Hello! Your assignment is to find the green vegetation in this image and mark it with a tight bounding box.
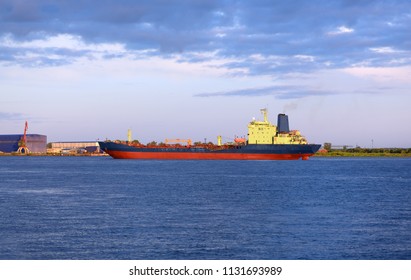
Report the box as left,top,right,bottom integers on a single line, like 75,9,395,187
316,147,411,157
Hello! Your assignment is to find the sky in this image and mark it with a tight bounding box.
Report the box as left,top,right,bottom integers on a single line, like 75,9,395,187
1,0,411,147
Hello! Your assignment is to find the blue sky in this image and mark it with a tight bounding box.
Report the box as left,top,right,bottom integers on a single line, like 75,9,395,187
1,0,410,147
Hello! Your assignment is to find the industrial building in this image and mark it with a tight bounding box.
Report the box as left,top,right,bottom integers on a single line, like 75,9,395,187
0,134,47,153
48,141,100,154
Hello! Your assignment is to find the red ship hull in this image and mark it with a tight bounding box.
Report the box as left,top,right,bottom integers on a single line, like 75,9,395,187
105,150,313,160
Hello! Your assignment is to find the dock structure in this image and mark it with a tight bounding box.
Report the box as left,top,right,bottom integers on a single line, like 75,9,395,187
48,141,100,154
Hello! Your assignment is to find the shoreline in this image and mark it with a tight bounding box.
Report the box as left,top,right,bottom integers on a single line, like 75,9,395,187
313,153,411,158
314,148,411,157
0,153,109,157
1,152,410,158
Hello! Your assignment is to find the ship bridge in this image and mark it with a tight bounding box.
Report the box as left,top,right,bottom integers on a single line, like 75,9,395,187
247,109,307,145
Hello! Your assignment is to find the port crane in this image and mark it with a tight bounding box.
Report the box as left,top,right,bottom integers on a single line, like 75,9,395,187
17,121,30,154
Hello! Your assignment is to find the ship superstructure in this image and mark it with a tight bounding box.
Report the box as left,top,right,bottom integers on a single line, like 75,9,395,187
248,109,307,145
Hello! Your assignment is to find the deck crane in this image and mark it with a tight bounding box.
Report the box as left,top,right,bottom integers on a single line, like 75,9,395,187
17,121,30,154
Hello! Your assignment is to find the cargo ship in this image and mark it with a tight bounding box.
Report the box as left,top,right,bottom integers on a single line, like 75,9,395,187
98,109,321,160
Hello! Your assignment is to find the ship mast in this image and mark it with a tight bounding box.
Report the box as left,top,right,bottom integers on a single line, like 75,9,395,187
261,108,268,123
127,129,132,143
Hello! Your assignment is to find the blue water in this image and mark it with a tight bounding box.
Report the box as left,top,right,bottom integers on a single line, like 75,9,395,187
0,156,410,260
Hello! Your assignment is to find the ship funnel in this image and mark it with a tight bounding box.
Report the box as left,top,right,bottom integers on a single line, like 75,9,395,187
277,114,290,133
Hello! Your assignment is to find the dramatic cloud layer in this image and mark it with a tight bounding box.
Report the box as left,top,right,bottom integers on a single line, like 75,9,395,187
1,0,411,72
195,85,334,99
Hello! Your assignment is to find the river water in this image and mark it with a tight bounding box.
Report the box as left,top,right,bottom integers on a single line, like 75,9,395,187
0,156,410,259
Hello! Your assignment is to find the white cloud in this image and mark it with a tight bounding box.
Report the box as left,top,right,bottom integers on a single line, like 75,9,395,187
294,55,315,62
0,33,129,65
327,25,354,35
342,66,411,84
1,33,125,53
369,46,401,54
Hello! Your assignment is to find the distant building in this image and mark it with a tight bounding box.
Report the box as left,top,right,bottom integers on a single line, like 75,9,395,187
48,141,100,154
0,134,47,153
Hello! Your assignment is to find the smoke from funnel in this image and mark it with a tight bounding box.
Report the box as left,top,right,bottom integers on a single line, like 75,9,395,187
283,102,298,113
